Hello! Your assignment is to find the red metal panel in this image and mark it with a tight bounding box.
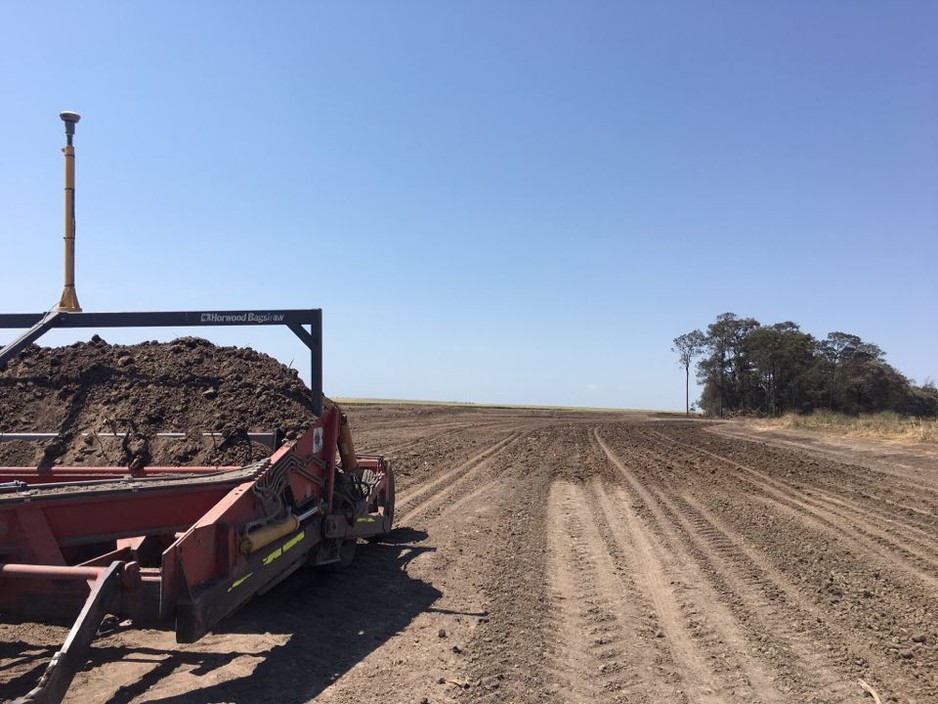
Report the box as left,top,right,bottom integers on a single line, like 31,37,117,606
172,483,255,586
320,408,340,511
0,484,232,555
12,504,66,564
1,405,360,649
162,416,343,641
0,465,239,484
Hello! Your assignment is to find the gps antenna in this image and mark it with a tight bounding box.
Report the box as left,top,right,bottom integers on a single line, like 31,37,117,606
57,111,82,312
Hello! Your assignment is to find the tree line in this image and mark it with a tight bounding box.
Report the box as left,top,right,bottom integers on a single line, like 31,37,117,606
673,313,938,417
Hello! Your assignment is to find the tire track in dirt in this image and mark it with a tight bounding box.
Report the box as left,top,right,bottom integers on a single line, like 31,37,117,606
358,419,515,457
709,424,938,494
590,430,784,703
671,495,915,702
589,481,793,703
621,466,862,699
644,427,938,554
309,426,558,704
649,429,938,590
452,425,565,704
693,427,938,529
544,480,659,702
394,431,523,526
621,424,938,702
687,427,938,528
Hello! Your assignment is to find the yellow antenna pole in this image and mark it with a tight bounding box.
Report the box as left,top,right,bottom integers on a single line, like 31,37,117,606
57,111,82,312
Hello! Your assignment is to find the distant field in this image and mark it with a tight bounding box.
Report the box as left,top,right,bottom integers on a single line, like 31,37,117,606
334,397,661,413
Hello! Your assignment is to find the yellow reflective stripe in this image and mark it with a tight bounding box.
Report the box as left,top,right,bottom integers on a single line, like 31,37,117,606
283,530,305,552
228,572,253,592
262,530,306,567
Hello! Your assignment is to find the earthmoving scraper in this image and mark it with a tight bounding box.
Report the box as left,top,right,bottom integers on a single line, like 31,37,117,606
0,111,396,704
0,397,395,703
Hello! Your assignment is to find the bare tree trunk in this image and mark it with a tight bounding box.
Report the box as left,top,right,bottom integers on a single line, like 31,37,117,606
685,364,690,415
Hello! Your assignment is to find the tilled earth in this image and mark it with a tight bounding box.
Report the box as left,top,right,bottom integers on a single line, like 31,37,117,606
2,405,938,703
0,337,319,468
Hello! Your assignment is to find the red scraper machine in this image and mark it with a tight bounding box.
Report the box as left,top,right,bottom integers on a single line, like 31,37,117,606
0,113,395,703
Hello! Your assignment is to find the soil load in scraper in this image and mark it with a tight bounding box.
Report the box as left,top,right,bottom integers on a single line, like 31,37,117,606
0,112,396,704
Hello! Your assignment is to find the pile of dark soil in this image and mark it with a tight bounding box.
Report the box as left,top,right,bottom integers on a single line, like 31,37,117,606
0,336,321,468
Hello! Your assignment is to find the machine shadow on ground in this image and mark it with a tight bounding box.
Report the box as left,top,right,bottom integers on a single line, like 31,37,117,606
0,532,439,704
0,642,61,700
120,532,438,704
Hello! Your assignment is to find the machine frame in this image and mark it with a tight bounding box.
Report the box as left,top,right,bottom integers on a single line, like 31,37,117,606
0,309,393,703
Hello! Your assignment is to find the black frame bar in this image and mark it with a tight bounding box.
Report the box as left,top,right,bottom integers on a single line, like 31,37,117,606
0,309,323,415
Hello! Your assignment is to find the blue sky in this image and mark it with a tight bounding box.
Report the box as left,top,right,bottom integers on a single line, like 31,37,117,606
1,2,935,410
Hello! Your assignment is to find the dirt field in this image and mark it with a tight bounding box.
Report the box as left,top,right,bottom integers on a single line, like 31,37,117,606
2,405,938,703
